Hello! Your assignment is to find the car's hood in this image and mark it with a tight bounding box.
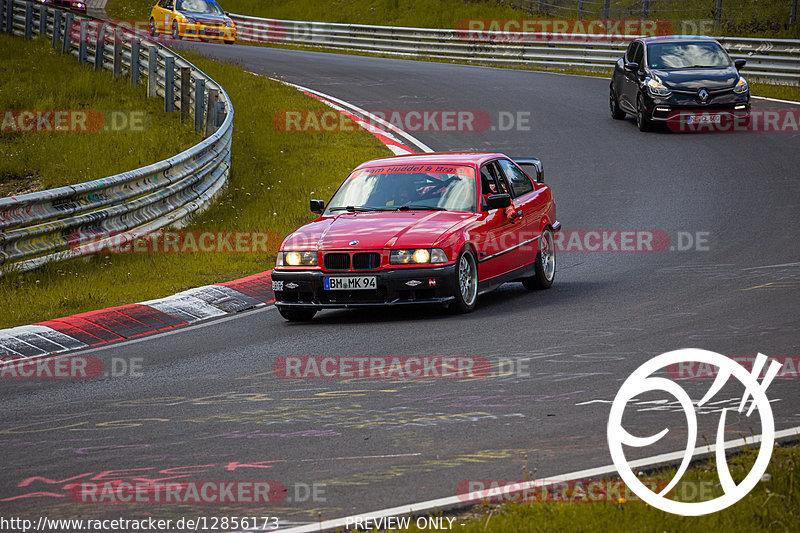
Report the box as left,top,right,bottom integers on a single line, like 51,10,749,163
282,211,472,250
650,66,739,91
182,12,230,24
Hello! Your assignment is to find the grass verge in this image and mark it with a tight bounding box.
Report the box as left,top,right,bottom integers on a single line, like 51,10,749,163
0,43,389,328
0,33,198,196
386,441,800,532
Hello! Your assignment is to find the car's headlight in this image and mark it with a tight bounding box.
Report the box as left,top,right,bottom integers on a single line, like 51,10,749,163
733,76,749,94
390,248,448,265
645,78,671,97
225,20,235,28
277,251,317,267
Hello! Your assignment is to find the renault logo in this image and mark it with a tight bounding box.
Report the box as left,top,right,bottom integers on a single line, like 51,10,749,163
698,89,709,102
349,240,359,246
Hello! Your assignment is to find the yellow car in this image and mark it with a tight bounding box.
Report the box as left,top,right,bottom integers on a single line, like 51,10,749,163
149,0,236,44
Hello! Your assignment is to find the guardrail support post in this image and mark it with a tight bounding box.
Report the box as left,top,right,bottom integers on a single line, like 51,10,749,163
78,20,87,62
24,2,32,40
94,23,105,71
194,78,205,134
147,46,158,97
641,0,649,18
38,4,46,37
792,0,797,25
52,9,61,49
603,0,610,20
205,87,218,136
577,0,584,19
4,0,12,34
62,12,73,54
215,101,225,130
130,40,140,87
164,56,175,112
113,34,122,78
715,0,723,27
180,66,191,123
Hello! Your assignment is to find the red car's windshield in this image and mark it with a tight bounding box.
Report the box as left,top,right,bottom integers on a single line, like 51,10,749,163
326,164,477,213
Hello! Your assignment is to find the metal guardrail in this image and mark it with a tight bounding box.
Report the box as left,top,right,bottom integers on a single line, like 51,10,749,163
0,0,234,273
230,14,800,85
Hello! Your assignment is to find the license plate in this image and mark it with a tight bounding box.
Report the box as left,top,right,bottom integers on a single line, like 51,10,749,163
324,276,377,290
687,114,721,125
204,28,219,35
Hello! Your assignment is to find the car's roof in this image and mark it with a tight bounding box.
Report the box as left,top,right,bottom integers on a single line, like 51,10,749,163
355,152,506,169
639,35,720,44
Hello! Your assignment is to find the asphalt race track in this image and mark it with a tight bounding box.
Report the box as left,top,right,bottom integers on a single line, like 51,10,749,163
2,44,799,529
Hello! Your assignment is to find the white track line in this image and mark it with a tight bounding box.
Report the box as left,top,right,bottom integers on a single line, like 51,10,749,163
278,425,800,533
277,80,434,154
752,95,800,106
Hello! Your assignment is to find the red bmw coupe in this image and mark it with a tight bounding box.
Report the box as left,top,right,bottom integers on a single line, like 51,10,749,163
272,152,560,321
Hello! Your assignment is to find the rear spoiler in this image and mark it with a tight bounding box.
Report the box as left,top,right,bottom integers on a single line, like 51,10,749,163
511,157,544,183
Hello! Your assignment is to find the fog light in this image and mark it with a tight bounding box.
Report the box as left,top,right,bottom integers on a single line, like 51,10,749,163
735,104,746,110
655,106,670,112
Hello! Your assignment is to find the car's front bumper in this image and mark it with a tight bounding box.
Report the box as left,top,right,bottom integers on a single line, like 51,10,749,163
272,265,457,309
644,91,750,122
179,22,236,41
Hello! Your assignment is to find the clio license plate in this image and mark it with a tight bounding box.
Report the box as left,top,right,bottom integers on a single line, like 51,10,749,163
324,276,377,290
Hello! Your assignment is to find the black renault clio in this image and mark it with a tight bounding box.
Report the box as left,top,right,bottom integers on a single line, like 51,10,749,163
609,36,750,131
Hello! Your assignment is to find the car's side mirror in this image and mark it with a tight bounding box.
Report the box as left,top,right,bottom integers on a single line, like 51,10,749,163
225,11,231,16
486,194,512,210
624,61,639,72
310,199,325,214
735,58,746,70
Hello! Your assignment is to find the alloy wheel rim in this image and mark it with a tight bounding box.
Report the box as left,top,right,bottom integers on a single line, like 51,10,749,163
541,231,555,281
459,254,477,306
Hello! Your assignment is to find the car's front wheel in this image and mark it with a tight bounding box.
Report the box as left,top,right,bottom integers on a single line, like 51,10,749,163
636,94,653,132
449,249,478,314
277,306,317,322
149,18,156,37
171,21,181,40
610,86,625,120
523,227,555,290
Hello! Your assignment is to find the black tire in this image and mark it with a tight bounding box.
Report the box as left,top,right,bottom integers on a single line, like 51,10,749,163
636,94,653,132
171,21,180,40
449,249,478,314
610,86,625,120
522,227,556,290
224,39,235,45
277,306,317,322
149,18,156,37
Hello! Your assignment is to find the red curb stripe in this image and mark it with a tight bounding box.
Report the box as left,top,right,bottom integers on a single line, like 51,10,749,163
40,317,123,343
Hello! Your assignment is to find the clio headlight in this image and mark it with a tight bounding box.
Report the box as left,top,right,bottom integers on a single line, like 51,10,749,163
390,248,448,265
277,251,317,267
646,78,671,97
733,76,749,94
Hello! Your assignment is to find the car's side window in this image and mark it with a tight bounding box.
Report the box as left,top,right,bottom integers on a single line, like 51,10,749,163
632,42,644,65
164,0,174,10
480,163,507,196
497,159,534,198
625,42,637,63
